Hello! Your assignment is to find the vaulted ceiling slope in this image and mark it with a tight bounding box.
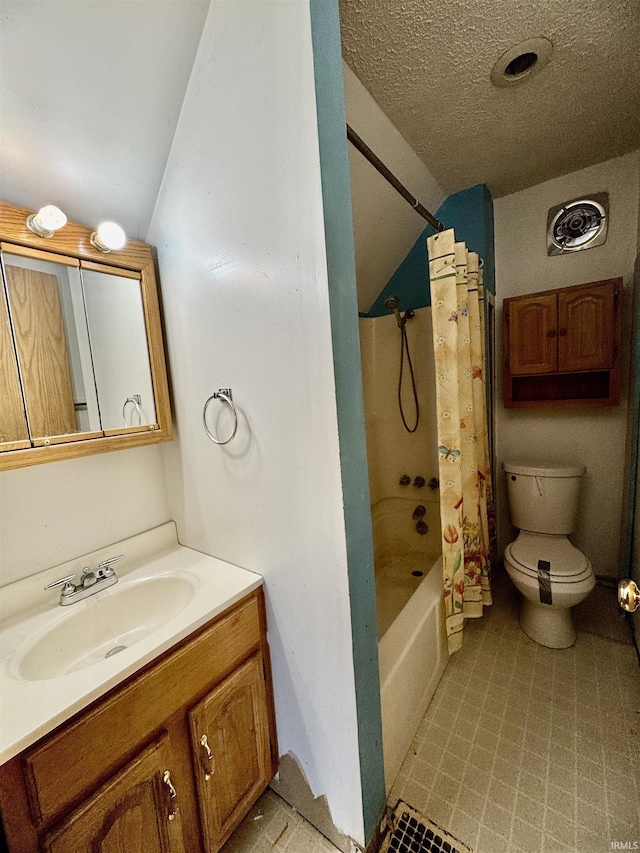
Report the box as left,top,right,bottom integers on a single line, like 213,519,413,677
0,1,210,240
339,0,640,198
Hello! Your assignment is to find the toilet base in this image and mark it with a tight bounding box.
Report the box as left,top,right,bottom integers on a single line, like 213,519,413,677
519,599,577,649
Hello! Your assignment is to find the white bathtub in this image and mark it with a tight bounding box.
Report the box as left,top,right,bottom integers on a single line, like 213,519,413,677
372,497,448,791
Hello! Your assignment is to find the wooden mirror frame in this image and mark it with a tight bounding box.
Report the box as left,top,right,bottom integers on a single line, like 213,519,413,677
0,201,173,470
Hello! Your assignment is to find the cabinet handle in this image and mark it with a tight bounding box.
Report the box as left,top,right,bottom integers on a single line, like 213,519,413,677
558,328,567,336
162,770,178,821
199,734,215,781
547,329,557,338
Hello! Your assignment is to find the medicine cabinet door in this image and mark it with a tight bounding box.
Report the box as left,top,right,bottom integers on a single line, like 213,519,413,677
1,248,102,444
81,262,157,433
0,277,29,450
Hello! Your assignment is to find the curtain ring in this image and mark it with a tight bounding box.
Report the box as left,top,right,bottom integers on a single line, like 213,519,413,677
123,396,142,427
203,388,238,445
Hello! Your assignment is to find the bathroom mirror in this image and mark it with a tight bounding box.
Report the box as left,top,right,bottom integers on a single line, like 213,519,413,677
2,250,102,441
0,200,172,469
80,264,157,432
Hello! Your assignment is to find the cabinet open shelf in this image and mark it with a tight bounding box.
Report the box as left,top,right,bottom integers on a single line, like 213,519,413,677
510,371,612,405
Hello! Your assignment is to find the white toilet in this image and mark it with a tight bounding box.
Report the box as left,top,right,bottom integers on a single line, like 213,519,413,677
503,461,595,649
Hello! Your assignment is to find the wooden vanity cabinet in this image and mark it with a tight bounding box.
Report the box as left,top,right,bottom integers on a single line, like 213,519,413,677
0,588,278,853
503,278,622,406
41,736,187,853
189,653,273,851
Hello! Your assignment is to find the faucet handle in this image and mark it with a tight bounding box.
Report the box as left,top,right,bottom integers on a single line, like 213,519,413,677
97,554,124,577
44,574,76,593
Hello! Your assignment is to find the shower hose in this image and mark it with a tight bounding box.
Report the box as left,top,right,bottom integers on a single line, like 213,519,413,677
398,317,419,433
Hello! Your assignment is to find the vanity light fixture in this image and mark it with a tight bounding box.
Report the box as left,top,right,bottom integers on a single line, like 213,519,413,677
90,221,127,253
26,205,68,238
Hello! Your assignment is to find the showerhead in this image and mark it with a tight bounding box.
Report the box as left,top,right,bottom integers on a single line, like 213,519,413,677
385,295,402,326
385,295,411,328
384,296,400,311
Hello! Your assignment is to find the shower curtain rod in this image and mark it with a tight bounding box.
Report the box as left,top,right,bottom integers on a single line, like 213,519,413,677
346,124,446,233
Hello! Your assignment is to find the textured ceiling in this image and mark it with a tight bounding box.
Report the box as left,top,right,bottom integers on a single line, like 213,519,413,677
339,0,640,197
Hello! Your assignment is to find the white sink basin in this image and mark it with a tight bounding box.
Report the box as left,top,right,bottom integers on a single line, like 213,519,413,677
15,574,196,681
0,522,263,764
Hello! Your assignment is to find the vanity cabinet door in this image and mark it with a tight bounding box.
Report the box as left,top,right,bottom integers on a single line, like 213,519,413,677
41,736,186,853
188,652,272,852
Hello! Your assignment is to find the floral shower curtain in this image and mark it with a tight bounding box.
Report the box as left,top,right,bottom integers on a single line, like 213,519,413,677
427,228,494,653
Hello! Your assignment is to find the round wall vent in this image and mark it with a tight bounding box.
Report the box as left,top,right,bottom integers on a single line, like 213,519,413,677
547,193,609,256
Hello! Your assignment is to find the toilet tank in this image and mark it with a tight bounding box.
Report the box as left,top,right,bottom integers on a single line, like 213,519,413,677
503,462,586,534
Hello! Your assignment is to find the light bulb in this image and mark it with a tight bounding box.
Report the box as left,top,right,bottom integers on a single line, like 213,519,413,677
26,205,67,237
90,221,126,253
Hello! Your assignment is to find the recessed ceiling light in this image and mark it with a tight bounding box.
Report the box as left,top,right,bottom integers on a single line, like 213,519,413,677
491,37,553,88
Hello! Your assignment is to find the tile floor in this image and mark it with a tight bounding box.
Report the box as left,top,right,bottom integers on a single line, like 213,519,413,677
223,573,640,853
389,572,640,853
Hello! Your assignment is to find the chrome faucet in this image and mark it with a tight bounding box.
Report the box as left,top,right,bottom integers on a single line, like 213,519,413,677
45,555,124,605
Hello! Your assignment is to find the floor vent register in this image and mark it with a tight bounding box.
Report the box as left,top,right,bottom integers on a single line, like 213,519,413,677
380,802,472,853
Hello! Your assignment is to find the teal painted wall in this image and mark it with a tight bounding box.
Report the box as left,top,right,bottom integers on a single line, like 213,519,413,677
364,183,495,317
309,0,387,843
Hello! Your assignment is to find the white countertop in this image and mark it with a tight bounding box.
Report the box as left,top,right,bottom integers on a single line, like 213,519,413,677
0,522,263,764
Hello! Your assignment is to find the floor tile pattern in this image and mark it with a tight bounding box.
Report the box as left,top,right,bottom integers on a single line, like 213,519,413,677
389,572,640,853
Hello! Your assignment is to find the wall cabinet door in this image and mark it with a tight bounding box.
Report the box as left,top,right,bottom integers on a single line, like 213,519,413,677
189,653,273,852
508,292,557,375
558,281,615,371
41,736,186,853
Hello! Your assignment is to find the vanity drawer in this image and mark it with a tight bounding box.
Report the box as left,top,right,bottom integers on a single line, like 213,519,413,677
24,591,263,825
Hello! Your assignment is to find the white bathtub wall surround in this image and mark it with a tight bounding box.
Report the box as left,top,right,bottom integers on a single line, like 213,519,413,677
343,63,445,313
359,308,447,791
0,446,171,587
359,308,439,505
494,151,640,577
147,0,365,846
0,522,262,763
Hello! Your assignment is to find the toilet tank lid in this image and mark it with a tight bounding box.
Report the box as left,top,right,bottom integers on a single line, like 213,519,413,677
502,461,586,478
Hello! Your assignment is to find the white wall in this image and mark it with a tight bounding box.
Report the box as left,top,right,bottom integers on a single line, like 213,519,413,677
494,151,640,577
147,0,364,845
343,63,445,313
0,0,209,240
0,2,192,589
0,446,170,586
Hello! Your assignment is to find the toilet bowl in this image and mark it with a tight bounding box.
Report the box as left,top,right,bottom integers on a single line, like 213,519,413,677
503,462,595,649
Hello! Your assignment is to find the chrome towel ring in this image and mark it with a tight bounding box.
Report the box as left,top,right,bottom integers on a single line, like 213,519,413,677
203,388,238,445
123,395,142,427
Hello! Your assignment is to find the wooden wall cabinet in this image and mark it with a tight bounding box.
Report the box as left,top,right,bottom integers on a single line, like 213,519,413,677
0,589,278,853
503,278,622,407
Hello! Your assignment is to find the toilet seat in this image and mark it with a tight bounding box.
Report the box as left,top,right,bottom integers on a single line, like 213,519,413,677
506,532,592,584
